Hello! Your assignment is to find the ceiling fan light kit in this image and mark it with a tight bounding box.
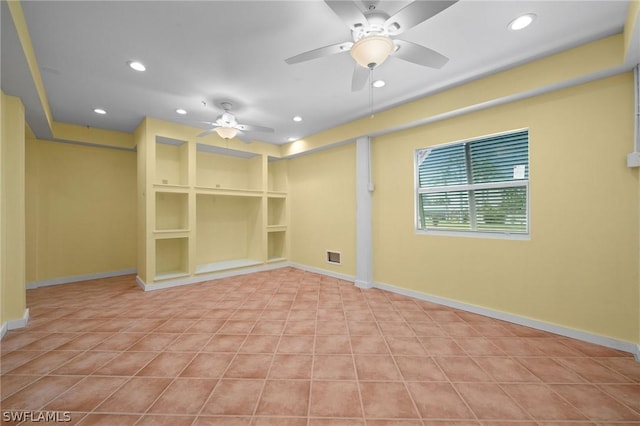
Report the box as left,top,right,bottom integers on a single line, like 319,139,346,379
350,35,394,68
215,127,238,139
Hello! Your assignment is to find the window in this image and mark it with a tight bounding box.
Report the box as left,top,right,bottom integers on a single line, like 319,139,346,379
415,129,529,237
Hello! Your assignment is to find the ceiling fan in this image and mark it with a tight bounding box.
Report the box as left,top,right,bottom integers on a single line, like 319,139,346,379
197,102,274,143
285,0,458,91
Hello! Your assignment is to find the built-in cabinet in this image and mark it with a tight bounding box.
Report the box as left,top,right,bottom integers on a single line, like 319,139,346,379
137,120,288,287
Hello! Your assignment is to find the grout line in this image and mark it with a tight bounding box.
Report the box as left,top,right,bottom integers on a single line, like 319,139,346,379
304,271,321,426
342,280,367,424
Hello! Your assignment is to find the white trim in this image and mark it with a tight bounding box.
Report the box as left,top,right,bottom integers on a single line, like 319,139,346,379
1,309,30,339
417,229,530,241
355,279,373,289
289,262,355,283
136,275,146,291
355,136,373,289
136,263,291,291
26,268,137,289
374,280,640,358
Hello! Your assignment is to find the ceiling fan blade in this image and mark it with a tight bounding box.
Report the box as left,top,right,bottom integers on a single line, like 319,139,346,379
285,42,353,65
325,0,367,29
392,39,449,69
351,63,370,92
385,1,458,35
236,131,252,144
197,128,217,138
236,123,275,133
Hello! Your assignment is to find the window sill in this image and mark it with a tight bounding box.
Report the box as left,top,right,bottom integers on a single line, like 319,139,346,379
416,228,530,241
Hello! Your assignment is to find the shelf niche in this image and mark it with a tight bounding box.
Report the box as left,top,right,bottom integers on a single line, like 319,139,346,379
267,197,286,227
268,231,286,262
156,192,188,231
156,237,189,280
268,157,288,193
156,136,188,186
196,144,262,192
195,193,262,273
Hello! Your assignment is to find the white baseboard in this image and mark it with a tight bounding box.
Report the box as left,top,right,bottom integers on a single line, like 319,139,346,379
136,262,292,291
355,279,374,289
373,280,640,359
1,308,30,340
288,262,356,283
26,268,137,289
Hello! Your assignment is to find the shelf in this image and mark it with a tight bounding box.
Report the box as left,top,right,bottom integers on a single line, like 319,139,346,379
267,225,287,233
156,136,188,186
156,192,188,231
155,271,190,281
267,191,287,198
154,184,189,192
196,144,262,191
195,186,263,197
268,231,286,261
195,258,263,274
154,230,190,239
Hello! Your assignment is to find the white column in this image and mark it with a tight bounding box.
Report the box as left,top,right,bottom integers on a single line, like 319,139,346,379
355,136,373,288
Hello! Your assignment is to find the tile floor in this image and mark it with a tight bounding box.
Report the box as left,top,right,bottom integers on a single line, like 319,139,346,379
1,267,640,425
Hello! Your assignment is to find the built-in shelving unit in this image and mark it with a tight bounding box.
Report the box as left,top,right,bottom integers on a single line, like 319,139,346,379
136,120,289,288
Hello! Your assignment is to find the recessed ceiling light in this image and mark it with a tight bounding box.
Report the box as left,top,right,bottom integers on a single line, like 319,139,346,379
293,116,303,122
93,108,106,115
372,80,386,88
288,137,297,142
176,108,187,115
127,60,146,72
509,13,536,31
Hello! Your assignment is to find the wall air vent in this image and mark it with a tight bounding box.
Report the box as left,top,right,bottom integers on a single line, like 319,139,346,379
326,250,341,265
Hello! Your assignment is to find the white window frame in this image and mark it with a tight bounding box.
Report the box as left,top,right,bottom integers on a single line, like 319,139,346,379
414,129,530,240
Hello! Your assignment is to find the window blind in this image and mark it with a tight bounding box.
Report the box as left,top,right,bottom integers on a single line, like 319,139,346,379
416,130,529,235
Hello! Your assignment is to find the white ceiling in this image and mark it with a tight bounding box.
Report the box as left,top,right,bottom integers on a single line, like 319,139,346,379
1,0,631,145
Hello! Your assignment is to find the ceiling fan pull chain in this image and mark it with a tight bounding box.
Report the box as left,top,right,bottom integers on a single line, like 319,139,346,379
369,66,374,119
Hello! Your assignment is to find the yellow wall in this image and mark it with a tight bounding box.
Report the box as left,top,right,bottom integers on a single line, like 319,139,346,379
372,73,638,343
1,93,27,324
289,143,357,276
25,139,137,282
